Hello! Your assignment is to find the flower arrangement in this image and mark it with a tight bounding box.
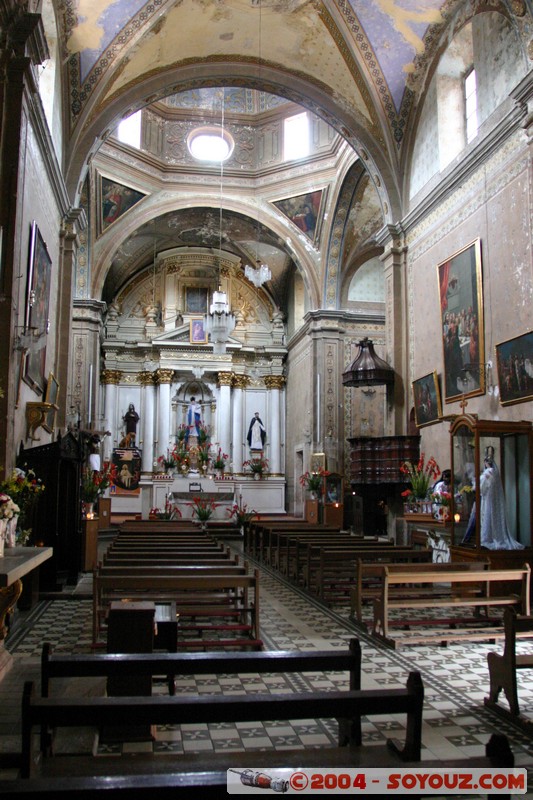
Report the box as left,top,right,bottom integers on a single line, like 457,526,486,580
149,497,181,520
0,467,45,537
187,496,218,522
197,446,210,465
0,493,20,520
228,496,258,527
158,450,177,471
174,449,190,470
400,454,440,500
176,424,189,443
243,456,269,476
431,490,452,507
197,424,210,446
299,468,329,493
82,462,116,502
213,448,228,470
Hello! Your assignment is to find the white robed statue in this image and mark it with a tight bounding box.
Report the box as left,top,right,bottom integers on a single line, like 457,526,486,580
479,458,524,550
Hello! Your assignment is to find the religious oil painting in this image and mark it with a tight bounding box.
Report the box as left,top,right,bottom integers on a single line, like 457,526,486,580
272,190,324,244
437,239,484,403
23,222,52,394
495,331,533,406
111,447,142,493
99,176,146,233
412,371,442,427
185,287,208,314
190,317,207,344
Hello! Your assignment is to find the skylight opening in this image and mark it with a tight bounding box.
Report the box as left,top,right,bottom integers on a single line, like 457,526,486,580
117,110,142,149
188,127,234,162
283,112,310,161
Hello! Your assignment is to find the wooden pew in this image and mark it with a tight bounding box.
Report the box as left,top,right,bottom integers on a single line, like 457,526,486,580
278,533,394,581
93,568,262,650
484,607,533,729
250,522,339,565
22,663,424,780
348,553,472,622
372,563,531,648
5,733,515,798
303,545,430,598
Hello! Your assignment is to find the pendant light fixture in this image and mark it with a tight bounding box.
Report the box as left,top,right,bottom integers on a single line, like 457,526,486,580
244,0,271,289
204,88,236,354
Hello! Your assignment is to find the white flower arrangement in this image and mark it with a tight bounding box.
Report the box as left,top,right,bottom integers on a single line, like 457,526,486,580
0,493,20,520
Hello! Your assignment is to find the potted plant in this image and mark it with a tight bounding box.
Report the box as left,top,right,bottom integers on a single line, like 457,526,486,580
81,462,116,517
243,456,269,480
158,450,177,474
400,453,440,513
213,448,228,475
228,495,258,535
187,496,218,529
299,468,329,499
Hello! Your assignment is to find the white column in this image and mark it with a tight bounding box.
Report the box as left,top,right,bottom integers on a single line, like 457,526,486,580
140,372,156,472
231,375,247,472
101,370,121,461
156,369,174,460
266,376,284,474
218,372,232,461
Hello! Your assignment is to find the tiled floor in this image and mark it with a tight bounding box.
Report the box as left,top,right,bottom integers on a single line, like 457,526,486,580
1,535,533,795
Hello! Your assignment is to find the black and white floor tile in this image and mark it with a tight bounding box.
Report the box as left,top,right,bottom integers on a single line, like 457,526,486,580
0,540,533,795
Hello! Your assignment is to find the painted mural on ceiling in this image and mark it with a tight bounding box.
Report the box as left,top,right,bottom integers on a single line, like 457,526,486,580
62,0,451,131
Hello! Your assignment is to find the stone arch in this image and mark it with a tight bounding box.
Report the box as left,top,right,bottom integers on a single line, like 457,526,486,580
66,62,401,224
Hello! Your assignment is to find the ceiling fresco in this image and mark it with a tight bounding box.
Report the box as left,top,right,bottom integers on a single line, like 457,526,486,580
60,0,458,154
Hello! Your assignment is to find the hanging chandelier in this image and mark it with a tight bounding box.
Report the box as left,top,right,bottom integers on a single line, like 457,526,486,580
245,258,271,287
204,89,236,355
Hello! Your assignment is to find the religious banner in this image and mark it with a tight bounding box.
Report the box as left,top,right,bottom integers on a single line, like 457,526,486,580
111,447,142,493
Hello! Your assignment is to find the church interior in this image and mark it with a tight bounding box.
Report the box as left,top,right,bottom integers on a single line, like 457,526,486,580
1,0,533,793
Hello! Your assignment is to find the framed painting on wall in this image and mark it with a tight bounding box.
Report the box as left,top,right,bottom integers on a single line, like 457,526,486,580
272,189,325,244
23,222,52,394
412,371,442,427
495,330,533,406
437,239,484,403
190,317,207,344
99,175,146,233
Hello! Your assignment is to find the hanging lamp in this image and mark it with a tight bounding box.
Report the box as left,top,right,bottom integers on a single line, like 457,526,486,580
342,337,395,388
204,88,235,354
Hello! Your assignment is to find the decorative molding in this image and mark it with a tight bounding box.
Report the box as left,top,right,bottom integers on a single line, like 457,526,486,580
138,371,156,386
155,368,175,384
232,374,249,390
100,369,122,385
265,375,286,390
217,372,233,387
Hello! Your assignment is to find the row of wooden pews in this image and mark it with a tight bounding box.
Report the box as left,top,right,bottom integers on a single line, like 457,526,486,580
4,637,517,796
92,522,262,650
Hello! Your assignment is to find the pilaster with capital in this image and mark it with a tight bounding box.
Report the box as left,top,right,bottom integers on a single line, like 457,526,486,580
217,372,233,460
231,375,249,471
265,376,285,474
101,369,122,461
378,225,407,435
139,371,156,472
155,369,174,457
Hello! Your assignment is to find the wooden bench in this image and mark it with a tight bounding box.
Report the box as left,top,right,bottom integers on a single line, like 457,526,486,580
3,732,516,798
283,535,395,582
306,546,432,601
256,524,340,566
22,651,424,780
247,521,338,563
350,558,487,623
484,607,533,729
372,563,531,648
93,569,262,650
